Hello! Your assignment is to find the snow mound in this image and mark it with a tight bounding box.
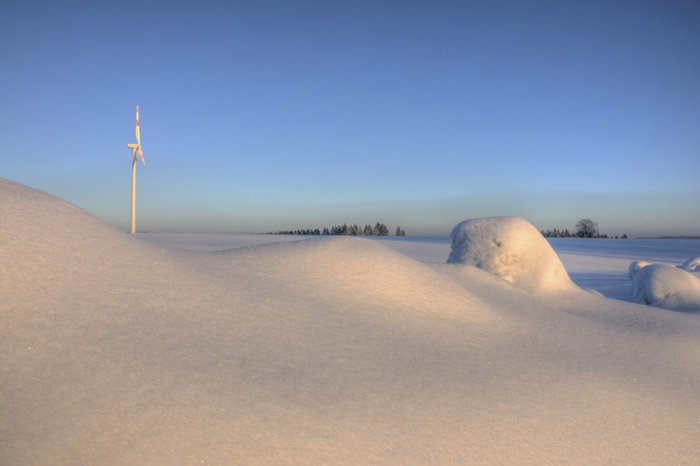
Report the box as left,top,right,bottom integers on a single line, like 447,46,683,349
3,179,700,465
447,216,576,294
679,256,700,272
629,260,653,279
632,264,700,311
214,235,496,324
0,178,491,325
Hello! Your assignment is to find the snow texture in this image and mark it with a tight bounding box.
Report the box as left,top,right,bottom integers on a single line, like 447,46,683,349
632,264,700,311
628,260,653,279
447,216,577,294
2,178,700,465
679,256,700,272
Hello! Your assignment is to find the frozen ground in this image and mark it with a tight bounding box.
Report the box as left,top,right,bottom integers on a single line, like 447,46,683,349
2,178,699,465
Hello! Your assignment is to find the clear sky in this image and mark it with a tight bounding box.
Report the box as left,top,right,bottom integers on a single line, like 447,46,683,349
2,0,698,236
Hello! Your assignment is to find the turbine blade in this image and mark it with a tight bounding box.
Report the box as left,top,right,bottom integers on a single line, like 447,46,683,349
138,147,145,165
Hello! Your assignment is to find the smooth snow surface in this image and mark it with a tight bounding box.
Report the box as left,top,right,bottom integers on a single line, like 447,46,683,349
2,178,700,465
134,232,311,252
632,264,700,311
447,217,576,294
547,237,700,264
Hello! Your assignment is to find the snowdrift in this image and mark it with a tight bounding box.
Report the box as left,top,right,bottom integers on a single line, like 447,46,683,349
632,264,700,311
1,178,699,465
680,256,700,272
447,216,577,294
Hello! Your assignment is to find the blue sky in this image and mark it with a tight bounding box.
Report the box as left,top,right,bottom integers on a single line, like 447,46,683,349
2,0,698,236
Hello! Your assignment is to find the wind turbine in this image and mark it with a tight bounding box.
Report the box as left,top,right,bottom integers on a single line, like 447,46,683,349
126,105,145,233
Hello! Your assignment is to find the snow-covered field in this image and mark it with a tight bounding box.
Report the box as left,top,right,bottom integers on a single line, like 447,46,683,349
136,232,700,304
2,178,699,465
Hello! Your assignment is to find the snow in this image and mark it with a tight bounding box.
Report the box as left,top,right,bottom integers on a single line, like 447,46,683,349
629,260,653,280
1,178,699,465
134,232,310,252
546,237,700,264
680,256,700,272
632,264,700,311
447,217,577,294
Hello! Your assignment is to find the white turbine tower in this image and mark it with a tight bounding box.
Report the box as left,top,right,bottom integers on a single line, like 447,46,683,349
126,105,145,233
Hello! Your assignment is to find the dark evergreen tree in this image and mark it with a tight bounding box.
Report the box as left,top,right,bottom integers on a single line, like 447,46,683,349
272,222,403,237
378,223,390,236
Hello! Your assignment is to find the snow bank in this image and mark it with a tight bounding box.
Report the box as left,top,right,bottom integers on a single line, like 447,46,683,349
628,258,700,311
447,216,576,294
2,179,700,465
632,264,700,311
679,256,700,272
628,260,653,279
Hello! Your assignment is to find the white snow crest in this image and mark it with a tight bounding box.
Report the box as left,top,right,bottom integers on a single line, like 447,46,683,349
628,260,653,280
447,216,576,294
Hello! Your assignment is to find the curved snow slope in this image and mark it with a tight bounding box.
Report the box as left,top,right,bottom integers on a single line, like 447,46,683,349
680,256,700,272
1,178,700,465
447,216,577,294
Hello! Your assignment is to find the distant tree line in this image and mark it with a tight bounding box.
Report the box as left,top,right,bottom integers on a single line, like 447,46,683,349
269,222,405,237
540,219,627,239
539,228,575,238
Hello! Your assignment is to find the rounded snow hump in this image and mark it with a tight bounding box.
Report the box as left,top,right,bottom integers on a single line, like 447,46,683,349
447,216,576,294
629,260,653,280
632,264,700,312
